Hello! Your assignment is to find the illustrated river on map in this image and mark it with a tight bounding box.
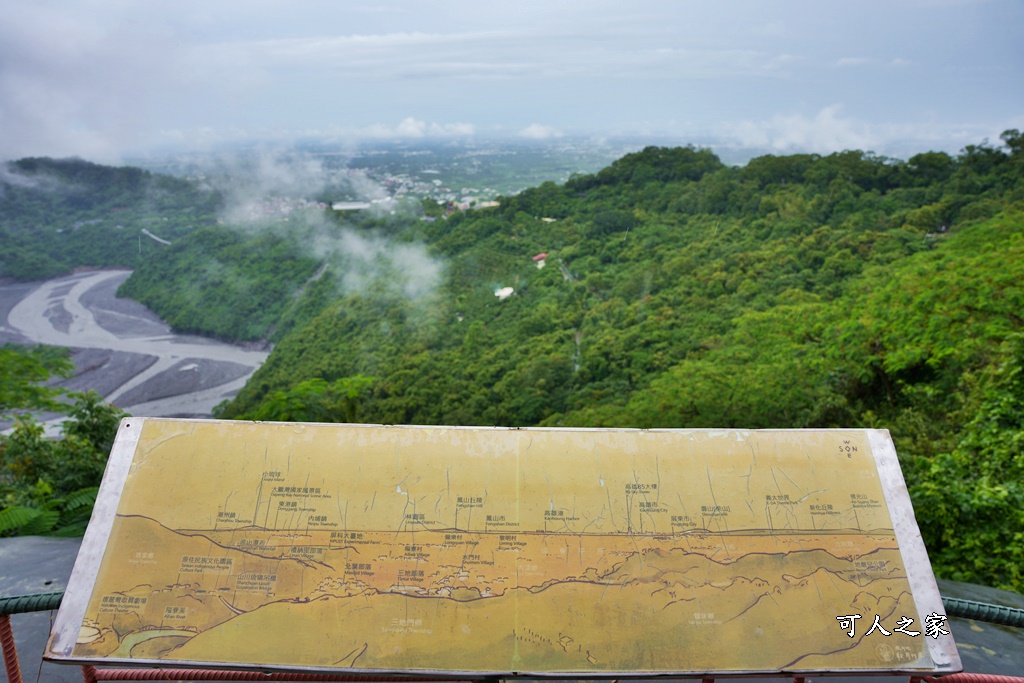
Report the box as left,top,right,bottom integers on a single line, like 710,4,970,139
46,420,958,676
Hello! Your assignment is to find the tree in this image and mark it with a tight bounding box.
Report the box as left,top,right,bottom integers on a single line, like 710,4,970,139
1,392,128,537
0,344,73,416
246,376,376,423
591,210,634,235
901,151,955,187
909,334,1024,591
1001,129,1023,157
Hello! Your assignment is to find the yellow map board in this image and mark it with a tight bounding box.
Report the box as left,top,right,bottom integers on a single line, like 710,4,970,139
46,420,960,676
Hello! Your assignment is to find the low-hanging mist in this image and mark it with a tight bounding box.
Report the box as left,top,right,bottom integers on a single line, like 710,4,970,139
211,149,444,302
116,148,446,343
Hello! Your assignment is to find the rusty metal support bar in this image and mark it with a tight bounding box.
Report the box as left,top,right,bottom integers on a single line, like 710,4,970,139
1,614,24,683
81,667,486,682
921,674,1024,683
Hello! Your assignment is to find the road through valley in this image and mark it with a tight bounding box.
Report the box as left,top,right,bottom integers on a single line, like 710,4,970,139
0,270,268,419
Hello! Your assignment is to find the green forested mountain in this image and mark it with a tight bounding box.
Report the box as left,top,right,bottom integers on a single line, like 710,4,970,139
0,157,219,279
199,134,1021,590
3,137,1023,590
221,136,1022,429
116,226,321,341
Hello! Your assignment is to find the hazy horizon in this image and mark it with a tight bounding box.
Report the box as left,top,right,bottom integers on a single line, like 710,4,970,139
2,1,1022,164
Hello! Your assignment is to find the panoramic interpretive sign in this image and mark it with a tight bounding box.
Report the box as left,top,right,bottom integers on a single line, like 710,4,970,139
46,419,960,677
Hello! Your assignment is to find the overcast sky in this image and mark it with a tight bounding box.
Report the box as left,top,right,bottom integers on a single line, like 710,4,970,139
2,0,1021,162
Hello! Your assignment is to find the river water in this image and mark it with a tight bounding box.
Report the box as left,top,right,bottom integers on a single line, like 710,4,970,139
0,270,267,421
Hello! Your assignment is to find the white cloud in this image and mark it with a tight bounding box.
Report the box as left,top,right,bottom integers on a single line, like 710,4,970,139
0,162,64,192
191,144,445,301
719,106,1024,157
721,105,878,154
151,119,475,149
519,124,563,140
395,117,427,137
365,118,475,139
331,226,445,300
181,19,802,86
185,29,537,83
0,2,177,160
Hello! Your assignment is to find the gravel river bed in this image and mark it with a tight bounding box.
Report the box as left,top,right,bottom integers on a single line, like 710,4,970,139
0,269,267,423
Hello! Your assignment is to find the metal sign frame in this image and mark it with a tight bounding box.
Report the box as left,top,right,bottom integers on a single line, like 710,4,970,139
46,419,960,677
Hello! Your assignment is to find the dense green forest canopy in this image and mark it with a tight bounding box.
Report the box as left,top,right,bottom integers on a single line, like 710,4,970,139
2,134,1023,591
0,157,220,280
210,133,1019,591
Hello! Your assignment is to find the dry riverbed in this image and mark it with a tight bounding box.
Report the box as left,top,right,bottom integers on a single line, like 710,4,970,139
0,270,267,421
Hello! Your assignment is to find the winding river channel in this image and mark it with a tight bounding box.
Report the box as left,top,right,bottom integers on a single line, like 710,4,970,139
0,270,267,421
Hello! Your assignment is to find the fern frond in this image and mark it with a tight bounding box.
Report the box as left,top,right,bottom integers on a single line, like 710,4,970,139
0,506,41,535
62,487,99,511
19,509,60,535
51,521,90,537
